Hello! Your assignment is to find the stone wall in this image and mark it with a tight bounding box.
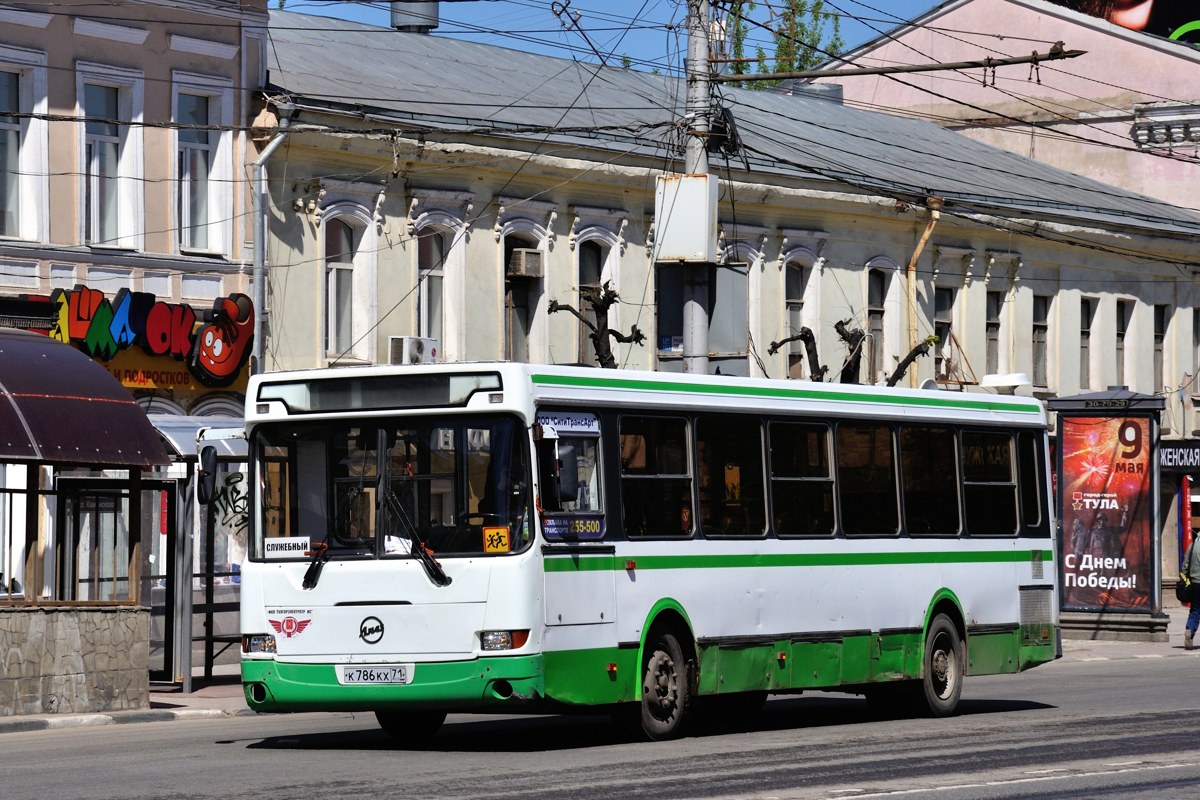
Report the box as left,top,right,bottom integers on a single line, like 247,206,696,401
0,607,149,716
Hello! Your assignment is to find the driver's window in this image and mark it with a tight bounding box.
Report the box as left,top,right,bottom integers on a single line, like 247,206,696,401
535,411,605,540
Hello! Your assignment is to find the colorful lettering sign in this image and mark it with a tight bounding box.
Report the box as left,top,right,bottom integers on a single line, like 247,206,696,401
44,286,254,389
1059,416,1153,610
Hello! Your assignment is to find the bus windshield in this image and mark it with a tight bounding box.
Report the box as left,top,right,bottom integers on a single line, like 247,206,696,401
250,415,531,560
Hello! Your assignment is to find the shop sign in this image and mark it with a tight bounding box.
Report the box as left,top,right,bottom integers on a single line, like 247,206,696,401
1160,440,1200,472
39,286,254,389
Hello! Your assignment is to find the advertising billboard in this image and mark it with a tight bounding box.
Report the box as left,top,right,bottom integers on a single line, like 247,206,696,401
1047,1,1200,43
1060,416,1153,610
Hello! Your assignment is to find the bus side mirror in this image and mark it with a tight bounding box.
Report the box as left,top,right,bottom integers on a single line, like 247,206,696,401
198,445,218,504
558,444,579,503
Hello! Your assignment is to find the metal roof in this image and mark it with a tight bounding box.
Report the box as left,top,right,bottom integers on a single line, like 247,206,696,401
265,10,1200,239
0,330,170,467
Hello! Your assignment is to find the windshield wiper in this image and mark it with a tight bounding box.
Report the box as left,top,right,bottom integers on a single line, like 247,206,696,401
302,541,330,589
382,487,452,587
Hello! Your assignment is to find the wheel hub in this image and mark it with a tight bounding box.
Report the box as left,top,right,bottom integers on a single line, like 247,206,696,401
644,650,678,714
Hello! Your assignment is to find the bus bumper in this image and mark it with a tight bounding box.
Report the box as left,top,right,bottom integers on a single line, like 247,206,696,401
241,655,545,713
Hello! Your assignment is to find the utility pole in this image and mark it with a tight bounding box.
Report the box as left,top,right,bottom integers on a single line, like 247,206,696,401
683,0,711,375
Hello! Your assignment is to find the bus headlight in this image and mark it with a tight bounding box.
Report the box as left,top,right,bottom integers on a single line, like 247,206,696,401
480,629,529,651
242,633,277,655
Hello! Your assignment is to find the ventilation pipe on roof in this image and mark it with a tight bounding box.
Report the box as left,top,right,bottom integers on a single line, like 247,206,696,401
391,1,439,33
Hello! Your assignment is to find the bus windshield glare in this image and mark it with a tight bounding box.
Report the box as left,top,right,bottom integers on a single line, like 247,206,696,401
251,415,531,560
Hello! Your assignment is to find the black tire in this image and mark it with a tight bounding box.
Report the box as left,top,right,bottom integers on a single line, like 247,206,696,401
638,630,690,740
375,709,446,747
920,614,963,717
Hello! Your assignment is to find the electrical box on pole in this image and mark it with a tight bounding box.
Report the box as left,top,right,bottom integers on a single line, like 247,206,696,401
652,174,719,263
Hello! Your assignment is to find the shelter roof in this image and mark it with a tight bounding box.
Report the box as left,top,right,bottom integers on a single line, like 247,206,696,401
0,330,170,467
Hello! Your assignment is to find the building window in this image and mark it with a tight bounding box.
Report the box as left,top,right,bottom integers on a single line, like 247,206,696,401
504,234,540,363
84,83,120,244
577,240,605,364
78,63,142,249
1032,294,1050,387
1194,309,1200,397
417,227,445,343
985,290,1003,375
785,261,808,379
1080,297,1094,390
934,287,954,379
173,73,232,255
0,70,17,237
0,47,47,243
1154,304,1167,391
867,269,887,383
176,93,211,250
1115,301,1128,386
325,218,357,357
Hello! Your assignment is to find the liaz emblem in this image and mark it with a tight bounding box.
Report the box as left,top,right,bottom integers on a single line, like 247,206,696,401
269,616,312,638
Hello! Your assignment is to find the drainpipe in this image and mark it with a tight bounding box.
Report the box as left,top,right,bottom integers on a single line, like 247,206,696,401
905,195,943,387
251,101,295,375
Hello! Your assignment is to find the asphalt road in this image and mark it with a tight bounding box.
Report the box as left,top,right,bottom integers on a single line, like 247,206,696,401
2,651,1195,800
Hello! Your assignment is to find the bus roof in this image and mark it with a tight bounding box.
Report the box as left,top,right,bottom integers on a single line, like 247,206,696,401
248,362,1046,428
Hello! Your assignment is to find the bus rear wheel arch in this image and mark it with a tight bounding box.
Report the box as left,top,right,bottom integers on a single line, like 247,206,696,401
865,610,965,718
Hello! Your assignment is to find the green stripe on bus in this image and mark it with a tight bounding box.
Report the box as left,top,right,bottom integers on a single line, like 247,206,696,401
531,373,1039,414
543,549,1054,572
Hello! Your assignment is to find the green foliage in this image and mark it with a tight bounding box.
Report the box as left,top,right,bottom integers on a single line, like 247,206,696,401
723,1,845,90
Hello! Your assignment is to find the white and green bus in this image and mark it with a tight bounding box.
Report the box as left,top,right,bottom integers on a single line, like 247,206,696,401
236,362,1058,741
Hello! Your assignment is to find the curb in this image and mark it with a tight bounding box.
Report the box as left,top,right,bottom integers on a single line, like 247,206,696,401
0,706,255,735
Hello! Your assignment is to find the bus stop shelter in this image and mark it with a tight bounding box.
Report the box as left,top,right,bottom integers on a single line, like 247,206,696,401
0,329,170,715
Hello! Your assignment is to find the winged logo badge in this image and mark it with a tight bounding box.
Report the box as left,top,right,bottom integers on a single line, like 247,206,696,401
269,616,312,638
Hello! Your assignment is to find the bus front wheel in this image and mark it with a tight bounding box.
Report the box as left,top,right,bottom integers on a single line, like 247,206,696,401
638,630,690,740
920,614,963,717
375,710,446,747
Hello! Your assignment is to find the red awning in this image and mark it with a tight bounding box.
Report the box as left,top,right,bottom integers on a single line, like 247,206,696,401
0,329,170,467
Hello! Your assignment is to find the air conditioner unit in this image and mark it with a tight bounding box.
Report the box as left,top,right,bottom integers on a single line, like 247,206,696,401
507,248,543,278
388,336,438,365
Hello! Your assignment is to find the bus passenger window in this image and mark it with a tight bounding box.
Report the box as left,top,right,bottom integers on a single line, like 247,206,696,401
962,431,1018,536
1017,431,1047,534
619,416,691,538
900,426,960,535
697,414,765,536
769,422,834,536
836,423,899,536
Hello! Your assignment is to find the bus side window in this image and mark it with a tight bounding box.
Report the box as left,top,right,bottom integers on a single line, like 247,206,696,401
769,421,834,536
1017,430,1047,534
619,416,691,538
899,425,960,535
962,431,1018,536
836,422,899,536
696,414,765,536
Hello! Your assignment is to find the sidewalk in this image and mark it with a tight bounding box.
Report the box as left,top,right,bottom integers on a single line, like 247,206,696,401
2,603,1196,735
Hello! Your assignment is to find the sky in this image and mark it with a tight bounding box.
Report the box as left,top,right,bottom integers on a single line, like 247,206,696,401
282,1,944,73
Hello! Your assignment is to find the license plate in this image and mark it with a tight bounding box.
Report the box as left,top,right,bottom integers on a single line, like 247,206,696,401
338,665,413,685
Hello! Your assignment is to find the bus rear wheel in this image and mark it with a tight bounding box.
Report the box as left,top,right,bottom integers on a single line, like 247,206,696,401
638,630,690,740
375,709,447,747
920,614,963,717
